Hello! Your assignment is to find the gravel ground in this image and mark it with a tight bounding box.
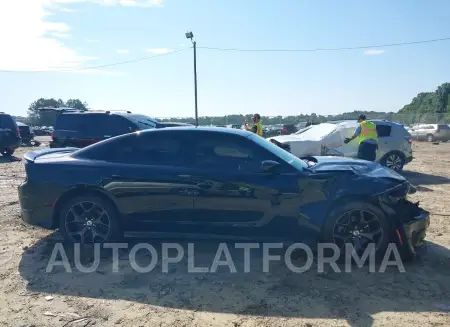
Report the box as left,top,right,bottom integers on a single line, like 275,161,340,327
0,137,449,327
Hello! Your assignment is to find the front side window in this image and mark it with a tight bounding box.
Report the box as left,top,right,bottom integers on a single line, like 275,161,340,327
190,133,267,173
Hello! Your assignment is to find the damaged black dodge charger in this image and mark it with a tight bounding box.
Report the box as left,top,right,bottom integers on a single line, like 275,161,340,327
18,127,429,259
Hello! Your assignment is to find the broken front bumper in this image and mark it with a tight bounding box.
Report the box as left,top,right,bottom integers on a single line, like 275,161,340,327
380,199,430,257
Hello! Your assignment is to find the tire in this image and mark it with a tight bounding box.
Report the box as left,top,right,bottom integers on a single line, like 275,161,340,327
322,201,391,262
1,149,14,157
427,134,434,142
58,194,122,244
380,151,405,172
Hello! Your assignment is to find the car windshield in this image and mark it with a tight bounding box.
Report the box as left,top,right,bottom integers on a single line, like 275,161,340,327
247,133,308,170
293,123,337,140
294,126,312,135
125,114,158,129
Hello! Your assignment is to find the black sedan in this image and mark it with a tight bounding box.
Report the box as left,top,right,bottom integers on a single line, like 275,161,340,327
18,127,429,259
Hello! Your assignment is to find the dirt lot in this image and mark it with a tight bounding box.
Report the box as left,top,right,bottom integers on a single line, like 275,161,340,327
0,137,449,327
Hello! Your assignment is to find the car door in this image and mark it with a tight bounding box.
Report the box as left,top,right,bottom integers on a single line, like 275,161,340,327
101,131,197,232
332,126,359,157
183,132,305,239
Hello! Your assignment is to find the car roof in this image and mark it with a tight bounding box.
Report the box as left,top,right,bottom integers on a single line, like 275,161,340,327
138,126,253,136
16,121,27,126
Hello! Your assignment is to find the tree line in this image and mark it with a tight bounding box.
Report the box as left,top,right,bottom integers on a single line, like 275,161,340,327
14,82,450,126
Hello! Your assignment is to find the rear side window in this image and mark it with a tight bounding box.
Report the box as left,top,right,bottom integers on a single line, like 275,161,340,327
55,114,82,130
102,131,187,166
437,124,450,130
0,114,18,129
125,114,158,130
376,124,392,137
56,114,109,136
105,115,136,135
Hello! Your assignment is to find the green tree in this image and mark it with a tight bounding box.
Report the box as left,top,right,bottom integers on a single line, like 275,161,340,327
27,98,88,126
66,99,88,111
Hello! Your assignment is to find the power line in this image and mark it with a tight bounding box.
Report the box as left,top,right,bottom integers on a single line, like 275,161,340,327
0,47,190,73
198,36,450,52
1,36,449,73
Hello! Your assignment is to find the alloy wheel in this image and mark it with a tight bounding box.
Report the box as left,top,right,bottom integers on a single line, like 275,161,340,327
65,201,111,243
385,154,403,172
332,209,384,255
427,135,434,142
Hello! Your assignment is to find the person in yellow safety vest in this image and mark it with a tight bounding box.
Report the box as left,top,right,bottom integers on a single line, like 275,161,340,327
244,113,263,136
344,114,378,161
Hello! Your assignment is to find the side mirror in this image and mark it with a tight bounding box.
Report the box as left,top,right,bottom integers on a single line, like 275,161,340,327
261,160,281,173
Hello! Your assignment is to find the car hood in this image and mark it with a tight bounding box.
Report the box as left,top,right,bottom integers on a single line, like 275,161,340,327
308,156,406,184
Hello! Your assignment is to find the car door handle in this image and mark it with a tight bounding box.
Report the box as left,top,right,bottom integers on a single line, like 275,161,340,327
197,182,212,189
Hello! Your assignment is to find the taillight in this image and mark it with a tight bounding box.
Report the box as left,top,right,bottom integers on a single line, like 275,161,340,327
406,136,412,144
51,132,54,140
17,127,20,137
282,128,287,134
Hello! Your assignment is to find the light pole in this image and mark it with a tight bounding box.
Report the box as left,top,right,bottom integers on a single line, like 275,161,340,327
185,31,198,126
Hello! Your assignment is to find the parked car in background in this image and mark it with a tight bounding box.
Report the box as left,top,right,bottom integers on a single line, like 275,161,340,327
408,124,450,142
268,120,413,172
32,126,53,136
49,110,179,148
280,123,298,135
0,112,21,156
19,127,428,260
16,122,34,145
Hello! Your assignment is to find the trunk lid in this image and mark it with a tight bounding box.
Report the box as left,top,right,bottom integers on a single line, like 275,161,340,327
23,147,79,163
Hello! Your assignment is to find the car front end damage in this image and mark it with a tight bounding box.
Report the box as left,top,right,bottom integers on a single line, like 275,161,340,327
377,182,430,258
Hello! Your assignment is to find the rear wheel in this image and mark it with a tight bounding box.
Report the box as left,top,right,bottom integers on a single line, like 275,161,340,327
323,201,391,261
59,195,122,244
427,134,434,142
380,152,405,172
1,149,14,157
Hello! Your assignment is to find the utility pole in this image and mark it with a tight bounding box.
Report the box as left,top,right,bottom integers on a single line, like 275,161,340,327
185,31,198,126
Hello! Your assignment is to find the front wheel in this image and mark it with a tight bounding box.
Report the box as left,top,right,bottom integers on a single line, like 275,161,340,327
59,195,122,244
323,201,391,260
427,134,434,142
380,152,405,172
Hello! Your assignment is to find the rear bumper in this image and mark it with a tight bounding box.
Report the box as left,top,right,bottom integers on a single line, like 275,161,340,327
18,181,55,230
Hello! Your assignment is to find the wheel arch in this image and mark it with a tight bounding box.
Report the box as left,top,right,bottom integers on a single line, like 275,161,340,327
379,150,406,168
52,185,120,229
321,195,378,234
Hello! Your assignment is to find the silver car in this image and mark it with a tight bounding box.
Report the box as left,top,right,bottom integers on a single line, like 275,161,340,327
408,124,450,142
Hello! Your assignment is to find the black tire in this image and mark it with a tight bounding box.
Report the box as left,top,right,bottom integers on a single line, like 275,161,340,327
380,151,405,172
1,149,14,157
427,134,434,142
59,194,122,244
323,201,391,262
